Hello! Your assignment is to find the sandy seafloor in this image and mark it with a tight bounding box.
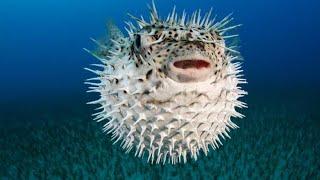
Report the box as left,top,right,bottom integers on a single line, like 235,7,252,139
0,88,319,179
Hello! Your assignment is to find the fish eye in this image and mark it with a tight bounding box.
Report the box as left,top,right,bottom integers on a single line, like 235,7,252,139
135,34,141,49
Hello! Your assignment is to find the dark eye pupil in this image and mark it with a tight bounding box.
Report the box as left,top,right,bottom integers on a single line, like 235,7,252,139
135,35,141,48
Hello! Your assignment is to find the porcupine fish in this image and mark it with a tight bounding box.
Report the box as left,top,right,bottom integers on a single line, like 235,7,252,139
85,1,247,164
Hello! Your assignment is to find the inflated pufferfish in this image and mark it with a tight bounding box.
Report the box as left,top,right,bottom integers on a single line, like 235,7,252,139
85,2,247,164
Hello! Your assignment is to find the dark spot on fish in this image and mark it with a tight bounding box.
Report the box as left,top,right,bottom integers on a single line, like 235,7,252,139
143,90,150,95
110,65,115,70
146,69,153,79
155,81,162,89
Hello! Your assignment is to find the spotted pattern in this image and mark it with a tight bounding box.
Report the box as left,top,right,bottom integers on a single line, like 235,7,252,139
130,25,228,81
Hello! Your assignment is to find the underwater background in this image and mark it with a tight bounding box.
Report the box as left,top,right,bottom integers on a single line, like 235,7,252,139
1,0,320,179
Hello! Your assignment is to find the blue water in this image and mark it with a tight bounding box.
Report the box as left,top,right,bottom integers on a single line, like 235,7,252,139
1,0,319,179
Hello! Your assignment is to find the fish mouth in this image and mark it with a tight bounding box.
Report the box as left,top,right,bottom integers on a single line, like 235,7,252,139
173,59,211,69
167,55,213,83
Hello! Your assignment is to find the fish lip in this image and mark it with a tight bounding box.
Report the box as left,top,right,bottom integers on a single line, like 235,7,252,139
172,55,211,66
167,54,214,83
171,54,212,70
172,59,211,69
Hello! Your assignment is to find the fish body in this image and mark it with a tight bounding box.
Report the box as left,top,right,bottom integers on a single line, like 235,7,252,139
85,2,247,164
